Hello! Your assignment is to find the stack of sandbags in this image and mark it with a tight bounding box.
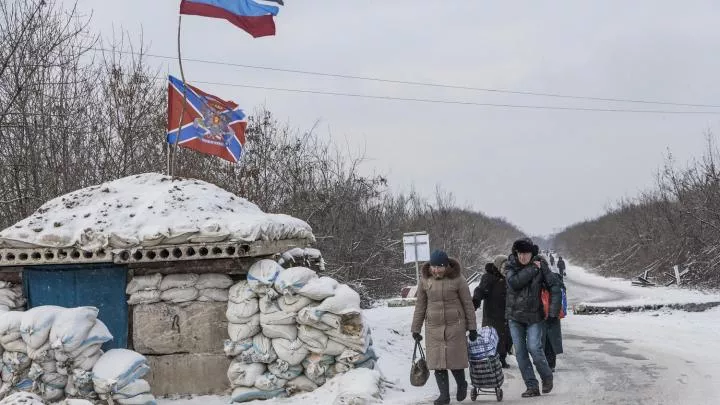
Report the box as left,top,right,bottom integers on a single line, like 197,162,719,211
0,284,25,313
126,273,232,305
92,349,155,405
225,260,378,403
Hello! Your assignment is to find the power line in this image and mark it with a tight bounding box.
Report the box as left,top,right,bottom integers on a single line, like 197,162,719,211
89,47,720,109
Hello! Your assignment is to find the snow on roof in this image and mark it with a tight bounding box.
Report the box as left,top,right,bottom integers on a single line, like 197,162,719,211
0,173,314,251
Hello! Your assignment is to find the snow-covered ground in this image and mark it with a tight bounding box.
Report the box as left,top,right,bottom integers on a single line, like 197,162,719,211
160,265,720,405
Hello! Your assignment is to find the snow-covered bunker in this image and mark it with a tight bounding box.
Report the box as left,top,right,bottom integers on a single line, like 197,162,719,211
0,173,317,396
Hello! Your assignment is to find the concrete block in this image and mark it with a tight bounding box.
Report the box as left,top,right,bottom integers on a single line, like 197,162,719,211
145,353,231,396
133,302,227,354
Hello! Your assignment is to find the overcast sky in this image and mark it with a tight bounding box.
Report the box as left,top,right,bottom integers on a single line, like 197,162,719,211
63,0,720,236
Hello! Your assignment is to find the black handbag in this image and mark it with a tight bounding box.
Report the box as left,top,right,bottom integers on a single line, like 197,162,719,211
410,340,430,386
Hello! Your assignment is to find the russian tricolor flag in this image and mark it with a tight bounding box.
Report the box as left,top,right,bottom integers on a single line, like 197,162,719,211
180,0,283,38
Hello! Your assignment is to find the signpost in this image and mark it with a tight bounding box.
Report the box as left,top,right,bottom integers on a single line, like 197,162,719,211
403,232,430,286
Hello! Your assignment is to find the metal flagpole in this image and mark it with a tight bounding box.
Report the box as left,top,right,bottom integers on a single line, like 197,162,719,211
171,13,189,177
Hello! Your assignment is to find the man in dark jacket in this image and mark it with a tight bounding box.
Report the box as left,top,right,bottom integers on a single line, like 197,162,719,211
549,254,555,267
505,238,562,398
544,272,564,372
472,260,511,368
557,256,566,276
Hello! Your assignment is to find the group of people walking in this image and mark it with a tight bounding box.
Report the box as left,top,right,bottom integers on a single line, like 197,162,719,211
411,238,566,404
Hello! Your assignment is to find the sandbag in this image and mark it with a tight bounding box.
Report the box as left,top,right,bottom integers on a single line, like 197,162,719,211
0,392,44,405
26,342,51,361
273,267,317,295
92,349,150,394
312,284,361,316
49,307,99,352
285,375,318,395
195,274,233,290
254,372,286,391
227,314,261,341
271,338,308,366
127,291,161,306
230,387,286,403
159,274,198,291
3,351,31,371
228,281,257,304
260,310,296,326
356,358,376,370
296,306,332,331
235,334,276,364
298,276,338,301
337,347,378,367
112,379,151,399
277,295,313,314
223,339,253,357
260,324,297,341
319,312,343,331
125,274,162,295
20,306,64,349
226,300,259,323
74,320,113,351
267,360,303,380
247,260,283,290
258,295,281,314
312,339,346,357
327,331,370,354
2,338,27,353
0,290,19,309
74,349,102,371
302,353,335,382
0,312,24,343
160,287,199,303
197,288,229,302
227,362,265,388
115,393,157,405
298,325,328,350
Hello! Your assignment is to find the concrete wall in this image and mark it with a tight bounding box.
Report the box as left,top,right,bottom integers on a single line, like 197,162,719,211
145,353,231,396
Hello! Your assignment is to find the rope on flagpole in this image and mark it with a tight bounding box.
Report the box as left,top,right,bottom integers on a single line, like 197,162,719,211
171,13,189,178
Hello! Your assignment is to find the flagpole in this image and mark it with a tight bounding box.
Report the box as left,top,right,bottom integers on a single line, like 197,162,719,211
172,12,189,178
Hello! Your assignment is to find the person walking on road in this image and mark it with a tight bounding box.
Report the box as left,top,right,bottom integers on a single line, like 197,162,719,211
544,271,565,372
505,238,562,398
412,250,478,405
557,256,566,276
549,253,555,267
472,258,512,368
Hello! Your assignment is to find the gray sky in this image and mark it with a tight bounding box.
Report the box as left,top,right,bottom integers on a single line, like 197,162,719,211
65,0,720,236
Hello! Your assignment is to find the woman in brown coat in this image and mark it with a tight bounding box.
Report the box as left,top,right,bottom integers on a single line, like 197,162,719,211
412,250,478,405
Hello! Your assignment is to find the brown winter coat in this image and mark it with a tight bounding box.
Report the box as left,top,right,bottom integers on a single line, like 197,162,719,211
411,258,477,370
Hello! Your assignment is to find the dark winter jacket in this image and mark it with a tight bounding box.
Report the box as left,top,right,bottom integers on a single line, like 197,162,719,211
557,258,566,272
504,254,562,324
472,264,506,322
545,272,564,354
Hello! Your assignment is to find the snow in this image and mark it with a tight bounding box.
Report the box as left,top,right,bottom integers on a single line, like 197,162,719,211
0,173,315,251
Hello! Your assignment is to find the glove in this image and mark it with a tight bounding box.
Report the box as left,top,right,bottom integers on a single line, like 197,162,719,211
468,330,478,342
412,332,422,342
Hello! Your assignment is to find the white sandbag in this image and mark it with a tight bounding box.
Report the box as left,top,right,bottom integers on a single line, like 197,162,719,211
258,295,281,314
285,375,318,395
195,274,233,290
319,312,343,331
92,349,150,394
0,311,24,343
112,379,151,399
127,291,161,305
227,314,260,341
247,260,283,288
0,306,10,313
228,281,257,304
297,325,328,350
227,362,266,388
335,361,353,374
273,267,317,295
74,320,113,350
66,369,95,399
226,300,259,323
0,392,44,405
125,274,162,295
197,288,229,302
337,347,378,367
254,372,286,391
235,334,276,364
223,339,253,357
296,307,332,331
278,295,313,314
160,287,199,303
49,307,99,352
3,351,31,371
259,310,296,325
298,276,339,301
314,339,346,357
20,306,64,349
2,338,27,353
34,360,57,374
62,400,95,405
159,274,199,291
26,342,51,361
260,324,297,341
74,349,102,371
115,393,157,405
230,386,286,403
271,339,308,366
326,326,371,353
313,284,361,316
303,370,326,387
267,360,303,380
0,290,19,309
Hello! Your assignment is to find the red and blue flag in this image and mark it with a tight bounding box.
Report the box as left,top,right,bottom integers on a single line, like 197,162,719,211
166,75,247,163
180,0,283,38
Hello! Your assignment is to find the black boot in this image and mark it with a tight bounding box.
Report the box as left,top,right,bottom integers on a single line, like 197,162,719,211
542,378,553,394
521,387,541,398
433,370,450,405
451,369,468,402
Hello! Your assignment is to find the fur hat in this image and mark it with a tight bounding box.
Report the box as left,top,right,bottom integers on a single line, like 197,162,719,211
494,255,508,272
512,238,534,254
